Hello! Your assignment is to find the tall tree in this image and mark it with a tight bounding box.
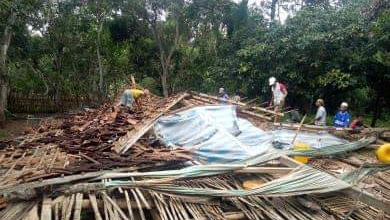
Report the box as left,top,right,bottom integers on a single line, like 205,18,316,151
0,0,42,125
144,0,184,97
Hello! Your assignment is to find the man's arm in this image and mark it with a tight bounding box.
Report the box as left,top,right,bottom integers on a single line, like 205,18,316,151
345,113,351,127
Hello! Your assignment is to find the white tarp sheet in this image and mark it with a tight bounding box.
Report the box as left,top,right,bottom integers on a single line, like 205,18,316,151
154,105,347,163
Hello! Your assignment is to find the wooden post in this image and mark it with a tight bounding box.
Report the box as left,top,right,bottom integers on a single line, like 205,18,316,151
291,114,306,144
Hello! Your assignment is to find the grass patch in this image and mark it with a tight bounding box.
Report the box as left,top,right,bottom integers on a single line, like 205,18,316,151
0,129,10,139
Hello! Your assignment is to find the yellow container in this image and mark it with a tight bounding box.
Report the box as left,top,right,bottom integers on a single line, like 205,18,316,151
293,142,311,164
376,143,390,163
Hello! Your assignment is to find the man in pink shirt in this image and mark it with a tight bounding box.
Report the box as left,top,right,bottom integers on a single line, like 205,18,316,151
269,77,288,111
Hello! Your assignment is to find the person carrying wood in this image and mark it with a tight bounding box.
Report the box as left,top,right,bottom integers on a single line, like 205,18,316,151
118,89,149,108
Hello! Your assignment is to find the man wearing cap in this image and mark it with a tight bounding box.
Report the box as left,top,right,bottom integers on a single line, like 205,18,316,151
333,102,350,128
269,77,288,111
119,88,150,108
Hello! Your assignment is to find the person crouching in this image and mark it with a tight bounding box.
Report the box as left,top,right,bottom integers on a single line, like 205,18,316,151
119,89,150,109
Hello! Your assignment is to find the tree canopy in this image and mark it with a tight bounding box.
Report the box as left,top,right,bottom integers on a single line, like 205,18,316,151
0,0,389,126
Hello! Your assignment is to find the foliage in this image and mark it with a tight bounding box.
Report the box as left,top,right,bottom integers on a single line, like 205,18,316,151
0,0,389,126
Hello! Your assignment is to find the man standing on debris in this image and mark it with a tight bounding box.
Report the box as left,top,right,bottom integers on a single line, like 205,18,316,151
333,102,350,128
119,89,150,108
269,77,288,112
314,99,327,126
219,88,229,104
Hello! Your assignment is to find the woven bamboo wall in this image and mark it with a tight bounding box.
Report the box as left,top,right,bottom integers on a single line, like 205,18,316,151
8,93,105,113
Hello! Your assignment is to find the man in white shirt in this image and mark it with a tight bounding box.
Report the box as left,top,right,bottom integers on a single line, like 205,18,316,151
314,99,327,126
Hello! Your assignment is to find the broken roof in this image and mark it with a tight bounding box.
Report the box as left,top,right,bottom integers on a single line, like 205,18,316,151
0,92,388,220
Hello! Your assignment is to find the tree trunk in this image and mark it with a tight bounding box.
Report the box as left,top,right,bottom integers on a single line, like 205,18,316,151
96,22,104,95
0,12,16,126
270,0,278,21
161,70,169,98
371,92,382,127
151,9,180,98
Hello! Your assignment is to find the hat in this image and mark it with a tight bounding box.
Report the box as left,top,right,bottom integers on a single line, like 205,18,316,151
219,88,224,93
269,77,276,86
341,102,348,108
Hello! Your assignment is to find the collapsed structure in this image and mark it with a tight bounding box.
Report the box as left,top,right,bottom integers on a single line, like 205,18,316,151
0,92,388,220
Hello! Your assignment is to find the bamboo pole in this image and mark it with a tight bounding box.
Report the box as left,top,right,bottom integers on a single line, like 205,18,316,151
40,197,52,220
291,114,306,144
72,193,83,220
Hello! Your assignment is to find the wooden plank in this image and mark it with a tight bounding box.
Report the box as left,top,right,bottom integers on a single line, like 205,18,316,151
189,95,218,104
113,93,189,154
63,194,75,220
41,197,52,220
251,106,284,117
73,193,83,220
191,91,283,116
239,109,272,121
191,91,247,106
235,167,293,175
225,211,246,220
124,190,135,220
24,204,40,220
88,194,103,220
273,122,352,131
102,192,130,220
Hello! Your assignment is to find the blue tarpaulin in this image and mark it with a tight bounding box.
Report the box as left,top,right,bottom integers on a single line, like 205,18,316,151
154,105,347,164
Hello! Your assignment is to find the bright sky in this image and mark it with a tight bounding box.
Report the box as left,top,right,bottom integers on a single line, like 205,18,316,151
233,0,291,23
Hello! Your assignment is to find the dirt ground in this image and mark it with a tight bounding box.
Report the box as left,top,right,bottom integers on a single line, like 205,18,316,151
0,113,63,139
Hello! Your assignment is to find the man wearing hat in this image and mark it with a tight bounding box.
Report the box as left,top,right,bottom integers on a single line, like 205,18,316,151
269,77,288,111
333,102,350,128
219,87,229,104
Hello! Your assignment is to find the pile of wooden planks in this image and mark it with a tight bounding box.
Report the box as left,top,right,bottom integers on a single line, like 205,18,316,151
0,94,192,188
186,91,285,121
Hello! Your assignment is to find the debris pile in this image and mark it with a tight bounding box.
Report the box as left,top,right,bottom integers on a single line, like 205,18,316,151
0,92,388,220
0,95,192,188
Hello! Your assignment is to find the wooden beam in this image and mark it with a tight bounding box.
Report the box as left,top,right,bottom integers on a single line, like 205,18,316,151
225,212,246,220
239,109,272,121
251,106,284,117
40,197,52,220
189,211,246,220
113,93,189,154
189,95,218,104
234,167,293,175
273,122,352,131
191,91,283,116
278,156,390,214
